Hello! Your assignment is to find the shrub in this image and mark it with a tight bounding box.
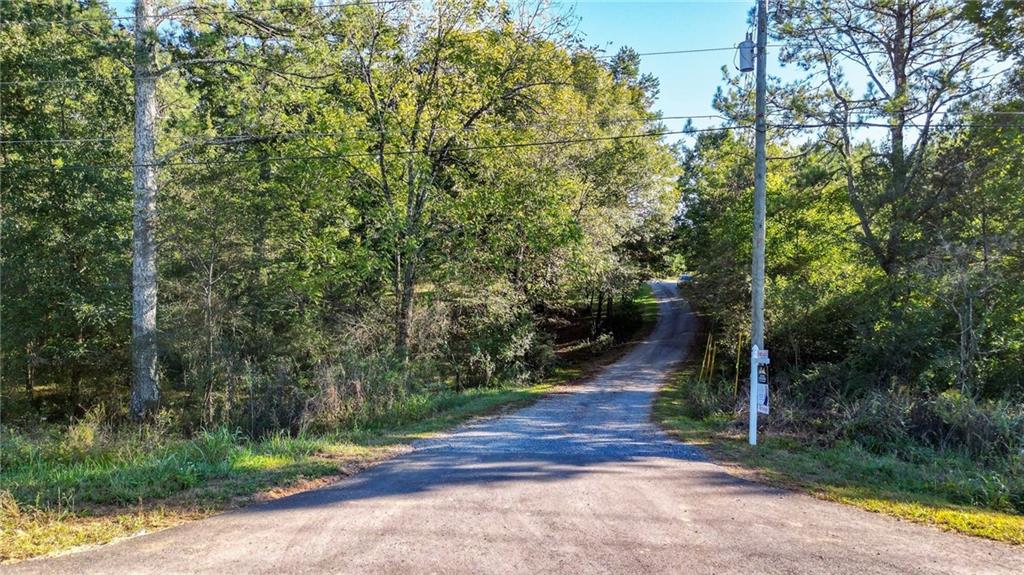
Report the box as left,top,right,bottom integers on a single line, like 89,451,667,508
186,428,240,469
910,391,1024,463
0,429,39,472
60,404,113,459
830,390,914,454
680,376,734,420
0,490,20,518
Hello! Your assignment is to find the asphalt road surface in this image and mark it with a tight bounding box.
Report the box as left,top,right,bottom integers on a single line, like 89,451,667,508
8,281,1023,574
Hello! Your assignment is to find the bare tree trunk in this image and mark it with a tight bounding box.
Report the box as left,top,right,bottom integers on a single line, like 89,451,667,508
71,328,84,416
203,263,215,425
25,343,35,396
130,0,160,421
396,256,415,355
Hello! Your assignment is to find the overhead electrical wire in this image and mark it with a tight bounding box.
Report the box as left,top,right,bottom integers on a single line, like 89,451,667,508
0,0,417,27
0,115,729,145
0,44,791,86
8,115,1024,174
3,115,1020,147
0,126,744,172
3,4,1018,173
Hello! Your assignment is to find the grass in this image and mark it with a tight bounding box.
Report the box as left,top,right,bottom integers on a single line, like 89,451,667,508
1,287,661,563
653,368,1024,545
0,384,558,563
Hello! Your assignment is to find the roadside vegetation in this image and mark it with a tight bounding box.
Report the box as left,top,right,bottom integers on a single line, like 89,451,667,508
663,0,1024,545
1,0,676,560
1,285,658,563
655,362,1024,544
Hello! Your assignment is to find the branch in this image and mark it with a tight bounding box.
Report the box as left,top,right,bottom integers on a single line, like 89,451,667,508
155,57,333,83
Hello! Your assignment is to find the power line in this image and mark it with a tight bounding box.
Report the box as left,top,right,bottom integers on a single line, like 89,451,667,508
0,77,126,86
5,118,1022,174
596,45,785,59
0,44,793,86
6,115,1021,148
0,115,728,145
4,56,1012,87
1,127,735,172
0,0,416,27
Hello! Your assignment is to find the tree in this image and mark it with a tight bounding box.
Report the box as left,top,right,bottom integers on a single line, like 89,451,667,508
1,0,134,416
129,0,161,420
774,0,996,275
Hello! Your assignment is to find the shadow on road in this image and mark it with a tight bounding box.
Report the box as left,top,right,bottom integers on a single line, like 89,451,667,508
233,280,719,514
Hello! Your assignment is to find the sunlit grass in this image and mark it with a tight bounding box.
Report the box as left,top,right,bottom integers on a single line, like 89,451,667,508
654,369,1024,545
2,291,662,563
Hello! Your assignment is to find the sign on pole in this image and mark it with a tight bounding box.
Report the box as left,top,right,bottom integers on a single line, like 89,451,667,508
756,364,769,415
749,346,770,445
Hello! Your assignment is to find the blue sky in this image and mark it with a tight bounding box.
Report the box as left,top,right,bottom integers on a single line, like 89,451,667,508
564,1,759,133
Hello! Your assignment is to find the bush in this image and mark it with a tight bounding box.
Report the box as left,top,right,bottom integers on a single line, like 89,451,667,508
186,428,240,468
910,391,1024,463
820,388,1024,474
830,390,914,454
0,428,39,473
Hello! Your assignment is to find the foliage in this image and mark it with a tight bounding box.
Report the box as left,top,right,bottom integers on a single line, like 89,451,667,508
672,0,1024,492
655,370,1024,544
1,1,677,432
0,0,134,417
0,295,657,562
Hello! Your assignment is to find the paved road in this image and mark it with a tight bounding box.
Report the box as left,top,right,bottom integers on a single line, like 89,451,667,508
8,281,1024,574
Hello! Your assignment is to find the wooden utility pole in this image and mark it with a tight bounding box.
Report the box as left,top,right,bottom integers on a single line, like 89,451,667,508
748,0,768,446
130,0,160,420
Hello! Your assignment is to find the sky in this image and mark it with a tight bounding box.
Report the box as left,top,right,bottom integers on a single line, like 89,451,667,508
563,1,760,136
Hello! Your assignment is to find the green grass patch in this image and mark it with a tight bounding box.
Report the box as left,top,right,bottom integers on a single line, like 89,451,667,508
654,369,1024,545
634,282,659,324
2,289,661,563
0,386,551,563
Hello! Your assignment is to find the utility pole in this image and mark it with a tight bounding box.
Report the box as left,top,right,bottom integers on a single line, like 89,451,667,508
748,0,769,446
130,0,160,421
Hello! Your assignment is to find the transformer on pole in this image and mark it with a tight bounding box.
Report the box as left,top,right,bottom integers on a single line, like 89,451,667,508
738,33,755,73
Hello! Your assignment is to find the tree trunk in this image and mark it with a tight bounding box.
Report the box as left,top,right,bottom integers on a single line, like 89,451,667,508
25,343,35,395
883,1,909,276
203,264,216,425
129,0,160,421
396,257,415,355
71,328,85,416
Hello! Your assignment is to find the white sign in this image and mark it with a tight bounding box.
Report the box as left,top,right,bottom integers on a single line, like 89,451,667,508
756,349,770,365
757,383,769,414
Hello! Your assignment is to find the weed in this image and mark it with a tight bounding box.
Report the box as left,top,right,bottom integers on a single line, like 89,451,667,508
654,368,1024,544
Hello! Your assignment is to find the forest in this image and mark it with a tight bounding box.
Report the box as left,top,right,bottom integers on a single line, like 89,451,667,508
2,0,677,433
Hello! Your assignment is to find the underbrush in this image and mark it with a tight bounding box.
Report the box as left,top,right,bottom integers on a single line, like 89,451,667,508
0,384,544,562
0,285,660,562
655,368,1024,543
0,382,550,511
